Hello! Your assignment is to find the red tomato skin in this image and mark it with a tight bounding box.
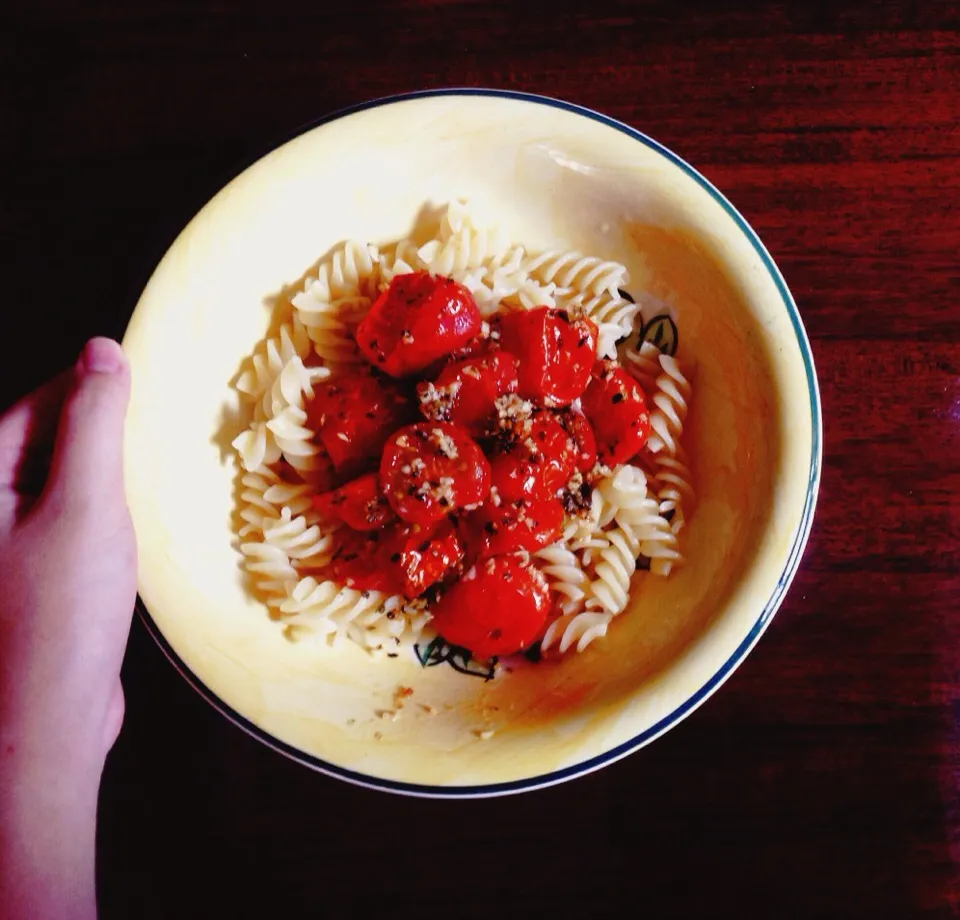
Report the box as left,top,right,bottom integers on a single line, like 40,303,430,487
327,530,403,594
489,414,577,503
458,497,564,561
558,408,598,473
311,473,394,532
420,351,519,435
328,520,463,597
580,361,651,466
496,307,598,408
380,422,491,526
381,520,464,598
430,555,551,658
306,372,414,475
356,272,482,378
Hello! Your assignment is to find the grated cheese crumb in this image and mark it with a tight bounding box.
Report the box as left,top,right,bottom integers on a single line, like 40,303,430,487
495,393,534,421
418,381,461,421
589,460,613,480
431,427,459,459
436,476,456,504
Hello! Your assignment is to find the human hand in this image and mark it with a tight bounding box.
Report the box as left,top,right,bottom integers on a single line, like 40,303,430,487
0,338,136,919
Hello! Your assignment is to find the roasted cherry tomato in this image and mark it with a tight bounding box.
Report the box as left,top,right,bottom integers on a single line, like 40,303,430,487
458,497,564,561
495,307,598,407
380,422,491,526
430,554,551,658
326,529,401,594
446,324,498,362
328,520,463,598
419,351,519,436
306,371,413,475
356,272,482,378
580,361,651,467
489,413,577,502
558,408,598,473
380,520,464,598
312,473,394,532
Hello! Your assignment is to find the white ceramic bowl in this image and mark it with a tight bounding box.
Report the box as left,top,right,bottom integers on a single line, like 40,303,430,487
123,90,821,796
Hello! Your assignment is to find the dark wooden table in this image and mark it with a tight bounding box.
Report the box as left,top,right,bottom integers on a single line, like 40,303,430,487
4,2,959,917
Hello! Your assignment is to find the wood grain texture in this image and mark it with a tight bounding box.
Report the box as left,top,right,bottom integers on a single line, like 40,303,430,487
2,1,958,917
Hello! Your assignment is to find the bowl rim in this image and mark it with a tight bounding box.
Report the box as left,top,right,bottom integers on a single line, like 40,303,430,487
132,87,823,798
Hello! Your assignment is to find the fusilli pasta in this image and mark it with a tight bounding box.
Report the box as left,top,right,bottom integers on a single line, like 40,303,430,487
231,201,695,658
644,353,692,456
277,577,431,652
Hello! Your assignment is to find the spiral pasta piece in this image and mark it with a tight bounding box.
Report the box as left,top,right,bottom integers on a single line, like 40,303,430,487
239,542,299,608
540,610,612,654
299,240,381,303
595,464,649,527
622,339,662,394
418,224,509,279
377,240,426,287
617,497,682,576
581,292,642,359
235,318,312,404
523,250,628,300
232,420,282,473
585,526,642,616
277,577,431,651
645,353,692,456
648,447,695,535
292,240,380,366
534,542,590,615
237,467,314,538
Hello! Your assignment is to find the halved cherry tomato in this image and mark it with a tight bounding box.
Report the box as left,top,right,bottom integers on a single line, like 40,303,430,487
306,371,413,475
312,473,394,532
328,520,463,598
380,520,464,598
495,307,598,407
580,361,650,466
430,554,551,658
489,413,577,502
326,529,402,594
419,351,519,436
356,272,482,378
380,422,491,526
458,497,564,561
446,325,498,362
558,408,598,473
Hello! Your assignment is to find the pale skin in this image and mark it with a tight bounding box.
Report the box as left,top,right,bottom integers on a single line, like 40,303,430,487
0,338,136,920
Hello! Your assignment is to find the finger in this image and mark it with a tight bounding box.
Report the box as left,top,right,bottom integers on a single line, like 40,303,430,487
0,370,72,489
104,679,126,751
44,338,131,511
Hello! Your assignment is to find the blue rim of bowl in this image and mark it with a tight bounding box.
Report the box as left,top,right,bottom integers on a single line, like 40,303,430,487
133,87,822,798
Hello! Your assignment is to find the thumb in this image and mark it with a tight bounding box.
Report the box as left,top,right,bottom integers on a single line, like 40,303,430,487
44,338,131,512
